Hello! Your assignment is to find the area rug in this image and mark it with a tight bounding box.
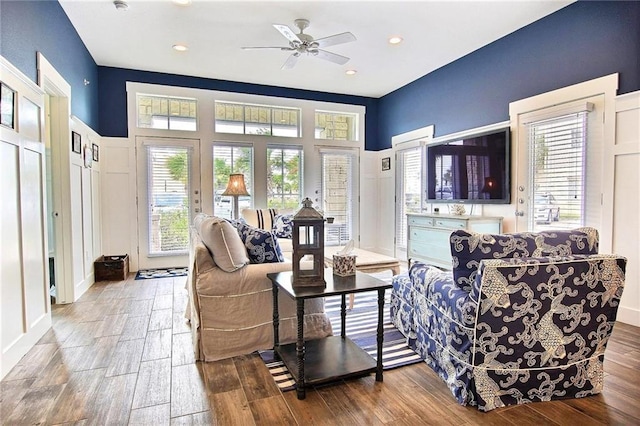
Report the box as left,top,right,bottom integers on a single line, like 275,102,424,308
259,280,422,392
134,267,188,280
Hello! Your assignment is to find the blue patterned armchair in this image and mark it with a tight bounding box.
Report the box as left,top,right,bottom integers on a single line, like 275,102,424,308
390,228,627,411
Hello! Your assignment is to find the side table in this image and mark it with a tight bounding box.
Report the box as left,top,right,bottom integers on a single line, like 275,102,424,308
267,270,392,400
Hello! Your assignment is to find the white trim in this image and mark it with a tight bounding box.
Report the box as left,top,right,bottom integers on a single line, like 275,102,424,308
37,53,71,97
615,90,640,112
392,125,434,149
431,120,510,145
0,55,44,95
519,101,594,125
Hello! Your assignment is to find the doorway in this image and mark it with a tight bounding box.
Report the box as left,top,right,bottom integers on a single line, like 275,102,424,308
136,137,201,270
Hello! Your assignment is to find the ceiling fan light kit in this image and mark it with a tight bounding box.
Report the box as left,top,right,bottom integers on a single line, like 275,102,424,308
242,18,356,70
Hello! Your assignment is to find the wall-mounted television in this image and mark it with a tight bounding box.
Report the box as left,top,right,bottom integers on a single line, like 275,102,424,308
426,127,511,204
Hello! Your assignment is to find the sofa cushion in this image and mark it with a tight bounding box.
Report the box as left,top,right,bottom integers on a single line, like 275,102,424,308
273,213,293,239
449,227,599,290
237,222,284,264
241,208,279,230
197,216,249,272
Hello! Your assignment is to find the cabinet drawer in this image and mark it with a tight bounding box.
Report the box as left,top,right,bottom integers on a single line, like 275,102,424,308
408,242,451,265
410,227,451,243
408,215,433,227
432,218,467,229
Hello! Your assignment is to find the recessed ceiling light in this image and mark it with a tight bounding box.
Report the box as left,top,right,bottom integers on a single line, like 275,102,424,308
172,44,189,52
345,69,357,75
172,0,192,5
388,36,403,45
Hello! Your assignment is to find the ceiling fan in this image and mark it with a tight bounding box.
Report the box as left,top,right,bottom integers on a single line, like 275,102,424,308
242,19,356,70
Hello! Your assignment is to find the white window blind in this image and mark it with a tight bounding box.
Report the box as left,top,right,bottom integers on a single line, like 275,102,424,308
267,145,303,209
321,151,356,245
213,144,253,219
396,147,423,250
146,145,191,255
527,112,587,230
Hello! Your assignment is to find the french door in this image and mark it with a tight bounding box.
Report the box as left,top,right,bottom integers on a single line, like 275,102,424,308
137,137,200,269
514,95,604,232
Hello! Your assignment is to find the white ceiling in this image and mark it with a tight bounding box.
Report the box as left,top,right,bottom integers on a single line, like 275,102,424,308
59,0,574,98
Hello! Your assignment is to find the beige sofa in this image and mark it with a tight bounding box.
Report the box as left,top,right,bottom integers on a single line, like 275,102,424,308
186,213,332,361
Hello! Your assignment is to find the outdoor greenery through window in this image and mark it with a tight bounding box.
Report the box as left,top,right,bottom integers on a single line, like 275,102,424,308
315,111,358,141
137,94,197,131
267,145,302,209
215,101,301,137
213,145,253,219
147,146,191,255
528,112,587,231
321,151,356,245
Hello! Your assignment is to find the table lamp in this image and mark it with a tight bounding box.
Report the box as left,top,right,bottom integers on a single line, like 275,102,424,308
222,173,249,219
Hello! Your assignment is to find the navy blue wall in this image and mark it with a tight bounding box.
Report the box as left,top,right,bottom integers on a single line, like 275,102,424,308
377,0,640,150
2,1,638,152
98,67,379,150
0,0,100,130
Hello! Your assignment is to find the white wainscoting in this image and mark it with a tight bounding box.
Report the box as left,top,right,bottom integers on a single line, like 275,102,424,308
613,91,640,327
0,56,51,380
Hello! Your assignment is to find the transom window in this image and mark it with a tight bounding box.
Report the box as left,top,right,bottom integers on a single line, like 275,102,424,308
267,145,303,209
137,94,197,131
315,111,358,141
215,101,301,137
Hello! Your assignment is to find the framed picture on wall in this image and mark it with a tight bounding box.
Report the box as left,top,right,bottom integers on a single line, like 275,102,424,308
0,82,16,129
382,157,391,171
92,143,99,162
72,131,81,154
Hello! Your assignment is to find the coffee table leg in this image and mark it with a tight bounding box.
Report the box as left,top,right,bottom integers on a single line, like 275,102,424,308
296,299,306,400
272,284,279,357
376,288,385,381
341,294,346,338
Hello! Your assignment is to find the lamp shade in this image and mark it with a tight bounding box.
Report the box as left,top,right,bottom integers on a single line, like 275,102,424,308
222,174,249,196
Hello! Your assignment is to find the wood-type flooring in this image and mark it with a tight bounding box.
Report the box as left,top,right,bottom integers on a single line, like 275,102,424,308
1,275,639,425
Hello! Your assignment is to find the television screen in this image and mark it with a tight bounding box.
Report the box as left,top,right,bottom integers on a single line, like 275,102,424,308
426,128,511,204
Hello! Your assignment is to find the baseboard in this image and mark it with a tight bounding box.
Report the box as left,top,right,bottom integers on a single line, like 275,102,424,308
74,273,95,302
616,305,640,327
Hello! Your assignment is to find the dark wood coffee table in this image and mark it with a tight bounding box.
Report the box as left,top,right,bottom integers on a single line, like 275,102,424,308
267,270,392,400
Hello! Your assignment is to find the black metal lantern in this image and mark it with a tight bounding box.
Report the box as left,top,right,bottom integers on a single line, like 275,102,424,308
292,197,325,287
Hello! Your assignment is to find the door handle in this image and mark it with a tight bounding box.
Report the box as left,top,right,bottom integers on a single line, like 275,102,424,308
515,211,525,217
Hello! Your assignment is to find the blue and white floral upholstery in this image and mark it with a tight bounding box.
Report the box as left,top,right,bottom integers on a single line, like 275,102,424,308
236,222,284,264
390,228,627,411
450,228,599,291
273,214,293,239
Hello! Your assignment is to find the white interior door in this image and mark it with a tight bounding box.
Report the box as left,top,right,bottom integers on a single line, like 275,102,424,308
514,95,604,232
137,137,200,270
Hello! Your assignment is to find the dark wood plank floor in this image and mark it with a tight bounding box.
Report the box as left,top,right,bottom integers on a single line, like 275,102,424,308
1,275,638,425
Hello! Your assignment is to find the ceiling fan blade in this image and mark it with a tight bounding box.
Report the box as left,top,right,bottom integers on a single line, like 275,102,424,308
314,49,350,65
281,53,300,70
273,24,301,44
314,32,356,48
242,46,293,51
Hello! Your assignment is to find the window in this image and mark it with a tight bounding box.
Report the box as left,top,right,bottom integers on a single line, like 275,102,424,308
214,101,301,137
213,144,253,219
321,151,357,245
147,146,191,254
396,147,423,251
315,111,358,141
528,112,587,230
267,145,303,209
137,94,197,131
